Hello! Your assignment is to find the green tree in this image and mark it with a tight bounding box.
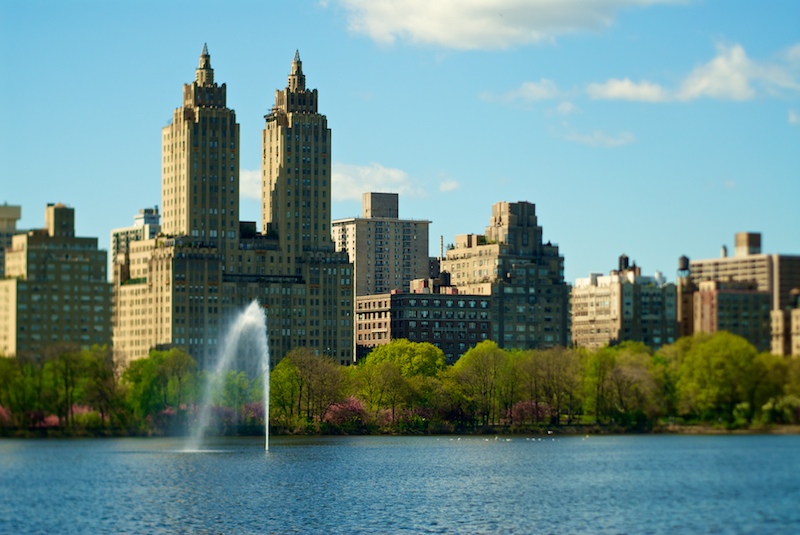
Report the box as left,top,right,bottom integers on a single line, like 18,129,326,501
82,345,124,429
123,350,168,422
516,349,546,424
606,342,660,425
784,358,800,399
676,332,759,423
746,352,787,423
275,349,345,425
162,348,197,414
497,350,522,425
353,358,409,423
269,356,302,430
376,360,409,424
365,339,446,378
44,343,86,429
541,347,583,425
0,356,36,429
656,333,713,419
451,340,506,427
221,370,251,425
583,347,615,424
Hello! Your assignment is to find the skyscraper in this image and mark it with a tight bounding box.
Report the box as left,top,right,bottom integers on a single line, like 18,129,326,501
161,44,240,247
112,47,353,368
262,51,329,252
257,50,353,364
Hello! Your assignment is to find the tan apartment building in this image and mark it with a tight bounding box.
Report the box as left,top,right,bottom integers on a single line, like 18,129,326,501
112,47,352,369
441,201,569,349
332,192,430,296
110,207,161,258
770,290,800,357
571,257,677,351
677,233,800,355
0,204,22,279
0,204,111,357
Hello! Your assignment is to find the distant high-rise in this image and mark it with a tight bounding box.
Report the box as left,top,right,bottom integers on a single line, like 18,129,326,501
678,232,800,355
161,44,240,248
0,204,111,357
112,48,353,368
0,204,22,279
262,51,329,252
332,192,431,296
571,259,677,351
110,207,161,258
258,50,353,363
442,201,569,349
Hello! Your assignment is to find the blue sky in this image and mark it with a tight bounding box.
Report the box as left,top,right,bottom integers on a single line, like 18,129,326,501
1,0,798,283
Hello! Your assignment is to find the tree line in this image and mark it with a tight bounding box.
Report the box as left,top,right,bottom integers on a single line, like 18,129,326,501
2,332,799,436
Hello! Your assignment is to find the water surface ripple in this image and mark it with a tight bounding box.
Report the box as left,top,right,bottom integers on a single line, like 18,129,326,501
1,434,798,534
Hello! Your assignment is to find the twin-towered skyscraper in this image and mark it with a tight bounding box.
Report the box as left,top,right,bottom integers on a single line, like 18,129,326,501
112,46,353,368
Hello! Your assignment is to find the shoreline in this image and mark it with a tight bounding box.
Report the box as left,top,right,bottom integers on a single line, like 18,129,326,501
4,423,800,439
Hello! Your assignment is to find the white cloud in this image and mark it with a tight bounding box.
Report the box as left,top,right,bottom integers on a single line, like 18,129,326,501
677,44,756,101
337,0,683,50
240,169,261,199
563,128,635,147
556,101,579,115
241,165,426,202
439,180,460,192
587,78,669,102
586,43,800,103
332,162,425,201
785,43,800,63
481,79,560,103
790,110,800,125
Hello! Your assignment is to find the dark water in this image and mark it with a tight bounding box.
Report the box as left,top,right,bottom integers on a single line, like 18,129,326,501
1,434,798,534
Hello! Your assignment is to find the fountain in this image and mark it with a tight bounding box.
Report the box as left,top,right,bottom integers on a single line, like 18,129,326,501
187,299,270,451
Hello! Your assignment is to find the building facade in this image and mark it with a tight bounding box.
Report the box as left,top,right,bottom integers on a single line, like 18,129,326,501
0,204,111,357
677,233,800,355
112,47,353,369
693,280,771,352
354,275,491,364
441,201,569,350
160,44,240,247
110,207,161,258
571,257,677,351
332,192,431,296
770,289,800,357
0,204,22,279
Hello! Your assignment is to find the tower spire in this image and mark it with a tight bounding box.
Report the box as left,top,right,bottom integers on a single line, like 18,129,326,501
288,50,305,91
197,43,214,85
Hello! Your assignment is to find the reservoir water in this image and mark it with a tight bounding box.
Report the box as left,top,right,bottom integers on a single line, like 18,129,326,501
1,434,799,534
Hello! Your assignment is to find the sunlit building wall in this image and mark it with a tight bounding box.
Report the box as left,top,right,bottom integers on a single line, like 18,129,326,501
0,204,111,357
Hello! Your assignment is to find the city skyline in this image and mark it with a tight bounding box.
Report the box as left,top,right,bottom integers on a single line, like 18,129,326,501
2,1,798,284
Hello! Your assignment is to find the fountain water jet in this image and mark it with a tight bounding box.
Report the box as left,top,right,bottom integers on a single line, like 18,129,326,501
186,300,270,451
